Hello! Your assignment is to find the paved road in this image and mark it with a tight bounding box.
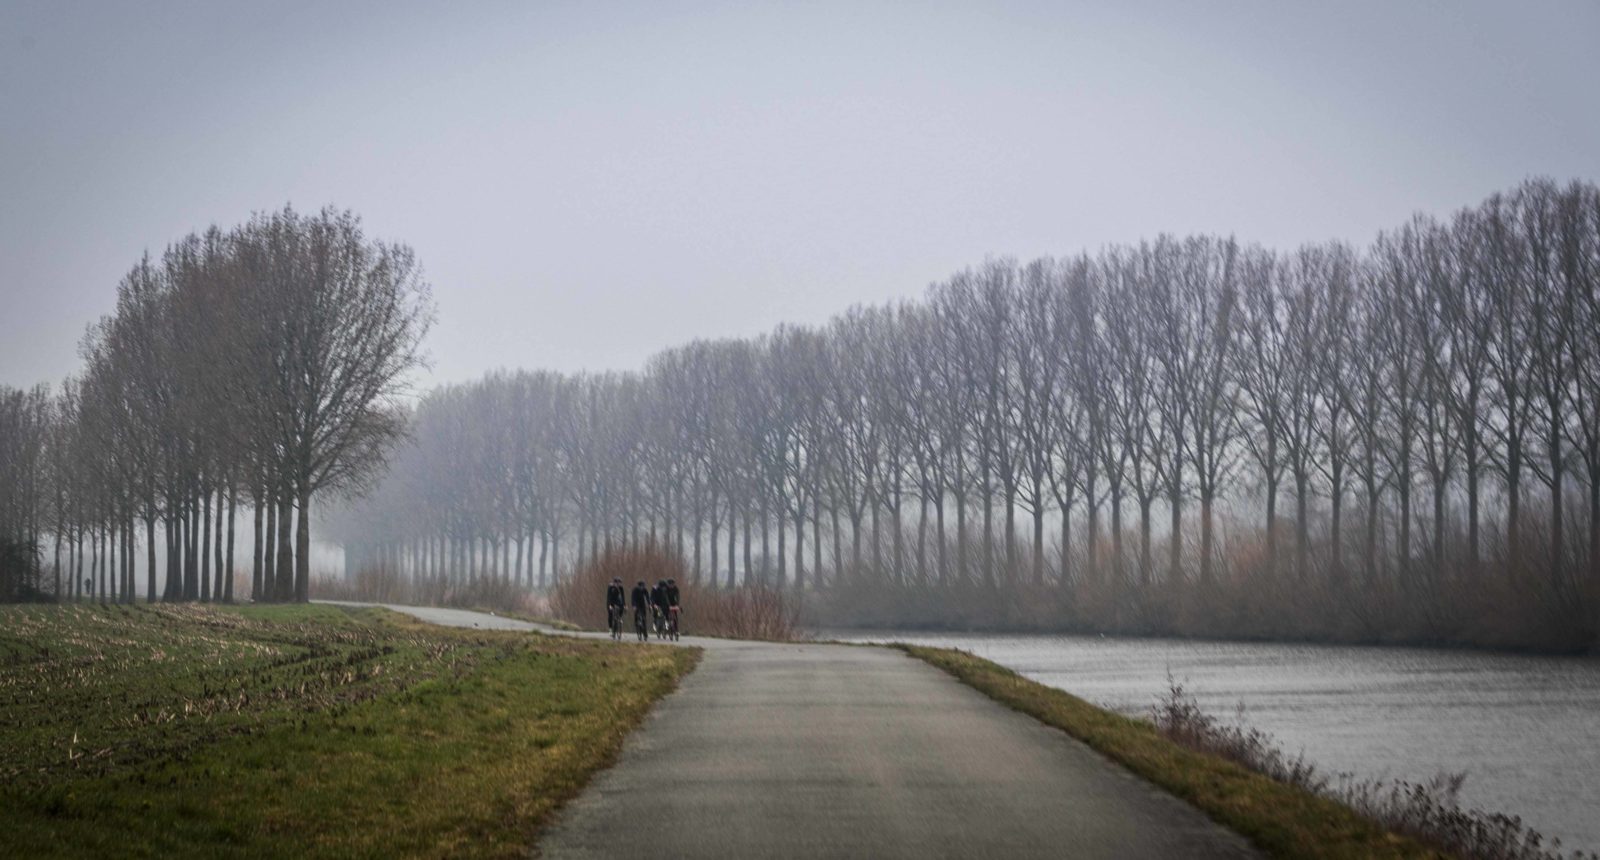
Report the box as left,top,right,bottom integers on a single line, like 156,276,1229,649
329,602,1258,859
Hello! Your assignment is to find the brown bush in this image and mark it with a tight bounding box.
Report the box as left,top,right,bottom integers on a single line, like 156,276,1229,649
550,541,803,641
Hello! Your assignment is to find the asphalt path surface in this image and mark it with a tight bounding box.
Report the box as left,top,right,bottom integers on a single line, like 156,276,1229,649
327,602,1258,859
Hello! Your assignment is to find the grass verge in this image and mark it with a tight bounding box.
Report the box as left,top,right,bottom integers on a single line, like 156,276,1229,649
899,644,1441,860
0,602,698,859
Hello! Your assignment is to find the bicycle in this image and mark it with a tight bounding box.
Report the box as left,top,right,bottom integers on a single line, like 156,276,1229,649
634,605,649,641
666,605,681,641
607,605,624,640
652,604,667,637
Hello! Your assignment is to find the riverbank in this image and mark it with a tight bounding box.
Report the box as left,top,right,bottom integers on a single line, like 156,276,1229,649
902,645,1436,859
0,603,698,858
866,630,1600,856
812,577,1600,656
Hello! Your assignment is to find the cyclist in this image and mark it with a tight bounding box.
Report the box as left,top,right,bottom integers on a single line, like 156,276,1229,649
651,579,669,636
630,579,652,641
605,577,626,640
663,578,682,639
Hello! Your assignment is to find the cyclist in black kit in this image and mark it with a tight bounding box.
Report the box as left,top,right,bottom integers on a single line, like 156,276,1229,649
664,578,682,640
651,579,669,636
605,577,626,640
630,579,652,640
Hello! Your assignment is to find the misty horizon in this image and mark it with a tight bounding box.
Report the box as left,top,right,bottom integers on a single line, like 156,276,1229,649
6,1,1599,390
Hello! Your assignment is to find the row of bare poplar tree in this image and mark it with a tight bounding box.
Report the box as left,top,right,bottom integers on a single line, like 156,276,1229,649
0,206,432,604
329,179,1599,642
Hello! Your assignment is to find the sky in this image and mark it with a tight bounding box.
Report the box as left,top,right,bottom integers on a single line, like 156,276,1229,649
3,0,1598,390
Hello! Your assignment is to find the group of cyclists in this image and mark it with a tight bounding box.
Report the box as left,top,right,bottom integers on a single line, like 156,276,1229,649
605,576,682,641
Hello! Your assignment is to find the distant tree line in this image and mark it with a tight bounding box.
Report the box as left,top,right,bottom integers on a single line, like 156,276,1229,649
0,206,432,604
328,179,1599,644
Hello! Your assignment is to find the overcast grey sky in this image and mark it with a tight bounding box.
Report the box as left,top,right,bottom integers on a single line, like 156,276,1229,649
3,1,1597,389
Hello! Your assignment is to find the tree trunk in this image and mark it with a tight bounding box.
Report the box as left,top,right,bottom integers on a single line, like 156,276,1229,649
295,487,311,602
1060,503,1072,586
1264,472,1278,577
776,505,787,589
145,517,157,603
1508,436,1523,571
1365,481,1380,583
980,489,994,587
892,491,904,585
871,487,885,580
1110,486,1124,583
1549,426,1564,585
186,501,199,601
1431,478,1446,580
692,505,703,586
540,530,551,586
1398,464,1412,579
214,487,226,599
917,495,929,585
201,490,213,603
1329,471,1344,585
1004,492,1017,585
726,507,737,589
263,492,277,601
709,515,720,589
850,512,864,582
1032,503,1045,586
1169,485,1182,583
793,501,806,588
1138,496,1152,586
225,488,237,603
760,495,771,585
742,509,753,586
1085,472,1100,581
812,493,823,589
514,533,525,587
275,493,293,602
163,517,177,601
954,491,967,585
1466,429,1482,576
1295,473,1309,581
826,504,841,584
102,525,111,604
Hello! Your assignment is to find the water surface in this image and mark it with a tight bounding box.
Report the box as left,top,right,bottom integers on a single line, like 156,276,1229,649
830,630,1600,852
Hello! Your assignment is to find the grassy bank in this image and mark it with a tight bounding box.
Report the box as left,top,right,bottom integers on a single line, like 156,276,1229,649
0,602,698,859
901,645,1438,860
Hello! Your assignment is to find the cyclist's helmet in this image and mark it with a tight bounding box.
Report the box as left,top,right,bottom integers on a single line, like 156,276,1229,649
637,580,646,586
667,578,675,585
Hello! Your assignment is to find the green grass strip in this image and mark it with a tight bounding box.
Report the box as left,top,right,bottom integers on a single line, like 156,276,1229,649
899,644,1446,860
1,602,698,859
